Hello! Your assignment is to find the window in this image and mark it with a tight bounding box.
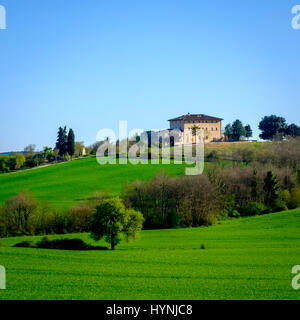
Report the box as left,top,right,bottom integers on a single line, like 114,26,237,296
216,128,218,131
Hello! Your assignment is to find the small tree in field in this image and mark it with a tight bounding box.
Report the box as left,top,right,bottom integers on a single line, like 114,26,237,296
90,198,143,250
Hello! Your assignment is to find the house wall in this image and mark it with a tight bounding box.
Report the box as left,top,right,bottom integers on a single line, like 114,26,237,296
183,121,222,143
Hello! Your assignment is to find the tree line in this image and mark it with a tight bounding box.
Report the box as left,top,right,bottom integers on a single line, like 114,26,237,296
0,127,87,173
224,115,300,142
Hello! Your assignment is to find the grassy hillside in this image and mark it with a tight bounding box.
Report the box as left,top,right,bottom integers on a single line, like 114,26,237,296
0,209,299,300
0,156,188,209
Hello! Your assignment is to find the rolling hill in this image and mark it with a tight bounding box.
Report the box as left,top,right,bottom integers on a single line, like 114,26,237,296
0,209,299,300
0,156,188,209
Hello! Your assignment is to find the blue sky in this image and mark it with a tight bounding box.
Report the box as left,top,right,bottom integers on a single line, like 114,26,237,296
0,0,299,152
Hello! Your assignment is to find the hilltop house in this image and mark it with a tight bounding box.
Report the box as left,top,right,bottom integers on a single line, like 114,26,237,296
168,113,223,144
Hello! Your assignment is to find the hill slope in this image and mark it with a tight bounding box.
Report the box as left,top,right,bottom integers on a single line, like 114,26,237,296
0,210,299,300
0,157,187,208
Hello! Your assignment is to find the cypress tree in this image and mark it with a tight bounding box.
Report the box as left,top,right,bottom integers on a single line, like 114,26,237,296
56,126,68,158
67,129,75,160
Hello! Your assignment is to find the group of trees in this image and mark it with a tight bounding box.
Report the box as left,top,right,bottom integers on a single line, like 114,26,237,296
224,120,253,141
0,191,143,250
259,115,300,140
224,115,300,142
122,166,300,229
0,127,81,173
56,126,75,160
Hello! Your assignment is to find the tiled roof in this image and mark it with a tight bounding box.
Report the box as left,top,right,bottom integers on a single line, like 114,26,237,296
168,113,223,122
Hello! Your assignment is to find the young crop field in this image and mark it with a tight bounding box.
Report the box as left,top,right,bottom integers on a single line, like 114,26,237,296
0,209,299,300
0,156,189,209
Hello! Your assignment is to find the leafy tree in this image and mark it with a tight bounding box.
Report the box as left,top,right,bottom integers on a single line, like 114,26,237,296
231,120,246,141
224,124,233,141
15,153,26,169
90,198,143,250
6,156,17,170
33,152,45,166
56,126,68,158
286,123,300,137
75,141,85,157
43,147,53,161
263,171,280,208
0,155,9,172
67,129,75,160
259,115,287,140
245,124,253,140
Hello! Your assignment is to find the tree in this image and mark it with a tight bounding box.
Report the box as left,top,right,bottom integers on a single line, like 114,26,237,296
75,141,85,157
0,156,9,172
224,124,233,141
4,191,36,235
286,124,300,138
191,125,201,143
259,115,287,140
90,198,143,250
24,144,36,158
250,169,260,202
43,147,54,161
245,124,253,140
231,120,246,141
15,153,26,169
67,129,75,160
56,126,68,158
263,171,280,208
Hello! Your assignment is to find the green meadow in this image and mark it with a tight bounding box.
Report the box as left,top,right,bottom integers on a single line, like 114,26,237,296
0,156,188,209
0,209,299,300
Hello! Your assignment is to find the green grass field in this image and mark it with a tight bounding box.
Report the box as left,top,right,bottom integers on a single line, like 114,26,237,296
0,209,300,300
0,157,188,209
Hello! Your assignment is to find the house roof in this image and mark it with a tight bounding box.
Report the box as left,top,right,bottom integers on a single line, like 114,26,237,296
168,113,223,122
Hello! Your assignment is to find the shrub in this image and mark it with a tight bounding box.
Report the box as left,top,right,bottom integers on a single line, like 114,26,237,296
206,150,219,162
2,191,36,236
14,241,35,248
288,188,300,209
239,202,269,216
272,198,288,212
66,203,94,233
36,236,108,251
230,210,240,218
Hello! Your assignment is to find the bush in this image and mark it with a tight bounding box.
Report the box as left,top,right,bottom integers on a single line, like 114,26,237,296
288,188,300,209
272,198,288,212
230,210,240,218
1,191,36,236
65,203,94,233
206,150,219,162
14,241,35,248
239,202,269,216
36,236,108,251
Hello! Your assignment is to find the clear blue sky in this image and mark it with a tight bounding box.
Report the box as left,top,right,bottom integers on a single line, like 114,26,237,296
0,0,299,152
